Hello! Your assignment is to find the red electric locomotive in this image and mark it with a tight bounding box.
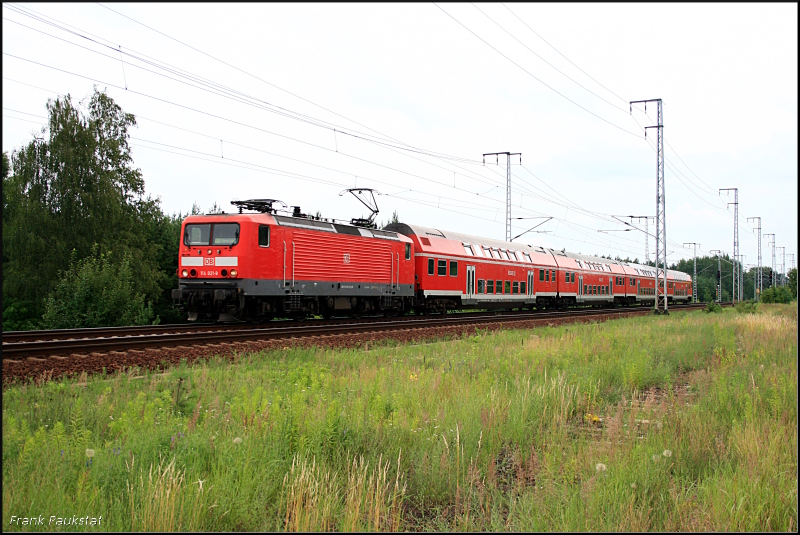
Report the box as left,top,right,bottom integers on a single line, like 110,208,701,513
172,200,415,321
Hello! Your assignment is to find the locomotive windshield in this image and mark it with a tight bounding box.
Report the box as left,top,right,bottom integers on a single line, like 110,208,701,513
183,223,240,246
212,223,239,245
184,224,211,245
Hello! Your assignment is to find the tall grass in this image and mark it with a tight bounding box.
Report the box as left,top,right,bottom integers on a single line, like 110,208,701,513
2,303,796,531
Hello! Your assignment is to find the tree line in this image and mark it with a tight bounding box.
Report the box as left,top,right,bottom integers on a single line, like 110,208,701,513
2,88,189,330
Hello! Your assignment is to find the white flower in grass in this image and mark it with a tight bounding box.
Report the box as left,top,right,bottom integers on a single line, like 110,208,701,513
630,482,637,489
85,449,95,458
233,437,243,444
662,449,672,458
595,463,607,472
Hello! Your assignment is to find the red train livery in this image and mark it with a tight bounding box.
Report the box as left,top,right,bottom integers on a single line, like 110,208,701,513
172,203,691,321
172,209,414,321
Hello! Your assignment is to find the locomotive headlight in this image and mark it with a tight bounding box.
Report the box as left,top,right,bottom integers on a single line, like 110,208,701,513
181,269,188,277
230,269,238,278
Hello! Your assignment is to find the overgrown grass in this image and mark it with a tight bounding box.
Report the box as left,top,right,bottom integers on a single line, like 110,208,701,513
3,304,797,531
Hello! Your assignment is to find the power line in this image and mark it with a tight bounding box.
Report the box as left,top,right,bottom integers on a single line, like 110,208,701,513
470,3,628,113
500,3,629,105
433,3,643,139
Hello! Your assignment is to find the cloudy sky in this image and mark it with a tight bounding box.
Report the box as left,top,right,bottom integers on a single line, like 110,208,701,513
3,3,797,273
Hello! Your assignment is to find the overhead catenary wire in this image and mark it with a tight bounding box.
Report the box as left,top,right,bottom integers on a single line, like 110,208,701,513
433,3,643,139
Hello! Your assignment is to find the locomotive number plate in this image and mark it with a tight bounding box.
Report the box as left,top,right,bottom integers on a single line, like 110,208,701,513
200,270,219,276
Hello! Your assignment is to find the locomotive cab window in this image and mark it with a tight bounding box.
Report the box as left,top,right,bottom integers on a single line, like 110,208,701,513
212,223,240,246
428,258,435,275
438,260,447,276
405,243,411,260
184,224,211,246
450,260,458,276
258,225,270,247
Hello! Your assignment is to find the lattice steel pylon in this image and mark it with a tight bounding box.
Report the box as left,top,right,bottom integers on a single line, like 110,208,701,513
720,188,738,304
765,234,776,287
710,250,723,302
483,152,521,242
631,99,666,314
777,246,785,286
747,217,762,299
684,242,700,303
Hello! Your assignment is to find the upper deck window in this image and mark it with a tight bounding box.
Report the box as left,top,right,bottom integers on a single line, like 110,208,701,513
463,244,474,256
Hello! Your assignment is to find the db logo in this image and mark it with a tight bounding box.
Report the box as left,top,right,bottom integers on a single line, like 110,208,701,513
508,270,516,276
343,254,350,264
204,258,214,265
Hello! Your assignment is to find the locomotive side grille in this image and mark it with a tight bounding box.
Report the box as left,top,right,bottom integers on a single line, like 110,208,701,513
291,231,393,282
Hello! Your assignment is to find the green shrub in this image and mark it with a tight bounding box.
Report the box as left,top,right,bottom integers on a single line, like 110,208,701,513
735,300,759,314
704,301,723,313
41,246,158,328
760,286,793,304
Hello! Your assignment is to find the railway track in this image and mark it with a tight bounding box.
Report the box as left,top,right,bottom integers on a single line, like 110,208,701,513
3,302,715,384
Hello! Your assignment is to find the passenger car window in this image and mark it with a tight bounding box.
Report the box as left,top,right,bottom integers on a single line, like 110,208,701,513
258,225,270,247
450,260,458,276
551,270,556,282
478,279,484,293
463,244,474,256
487,280,494,293
496,280,502,294
565,271,569,283
571,272,575,283
438,259,447,276
539,269,544,281
513,281,519,294
545,270,549,282
505,280,511,294
428,258,434,275
520,281,526,294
